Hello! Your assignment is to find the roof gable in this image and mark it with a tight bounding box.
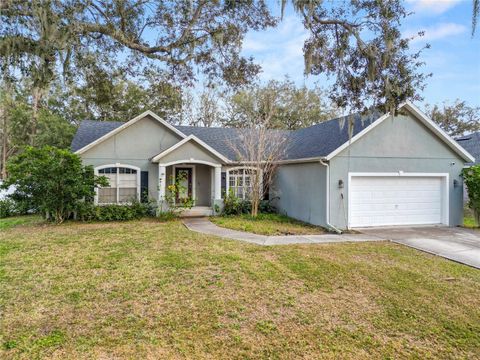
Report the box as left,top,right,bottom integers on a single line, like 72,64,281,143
324,101,475,163
152,135,230,164
73,111,186,155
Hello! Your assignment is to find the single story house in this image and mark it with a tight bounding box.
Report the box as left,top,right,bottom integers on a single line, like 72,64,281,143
71,101,475,230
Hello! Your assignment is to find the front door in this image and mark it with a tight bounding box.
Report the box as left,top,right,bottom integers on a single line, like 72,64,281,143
175,167,193,204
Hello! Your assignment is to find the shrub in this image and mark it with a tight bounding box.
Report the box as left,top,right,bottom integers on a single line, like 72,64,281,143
78,201,156,222
223,190,276,215
0,197,32,218
1,146,108,223
259,199,276,214
462,165,480,225
0,199,15,218
223,189,242,215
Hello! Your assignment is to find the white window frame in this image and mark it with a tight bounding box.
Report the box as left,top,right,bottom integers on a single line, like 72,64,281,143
172,164,196,205
226,167,263,200
94,163,141,205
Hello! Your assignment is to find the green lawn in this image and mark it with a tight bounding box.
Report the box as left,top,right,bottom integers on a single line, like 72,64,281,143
0,215,43,231
1,217,479,359
210,213,326,235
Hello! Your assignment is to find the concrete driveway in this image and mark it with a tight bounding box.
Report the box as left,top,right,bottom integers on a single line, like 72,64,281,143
360,226,480,269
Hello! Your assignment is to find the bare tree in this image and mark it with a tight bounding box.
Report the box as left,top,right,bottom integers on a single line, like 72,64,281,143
191,87,223,127
227,98,288,217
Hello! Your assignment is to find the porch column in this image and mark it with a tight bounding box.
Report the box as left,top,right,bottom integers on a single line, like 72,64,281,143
158,164,166,202
214,165,222,200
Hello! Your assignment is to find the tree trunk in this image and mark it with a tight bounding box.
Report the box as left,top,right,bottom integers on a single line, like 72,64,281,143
251,196,259,217
475,209,480,227
31,87,42,146
1,105,7,179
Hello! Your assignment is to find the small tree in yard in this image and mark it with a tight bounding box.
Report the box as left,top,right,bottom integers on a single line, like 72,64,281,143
227,90,288,217
1,146,107,223
463,165,480,226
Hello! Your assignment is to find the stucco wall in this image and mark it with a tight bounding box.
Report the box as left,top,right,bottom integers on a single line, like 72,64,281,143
329,110,465,229
80,115,182,200
159,140,223,165
272,162,327,226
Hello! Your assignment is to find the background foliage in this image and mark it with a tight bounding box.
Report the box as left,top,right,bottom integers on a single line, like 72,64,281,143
462,165,480,226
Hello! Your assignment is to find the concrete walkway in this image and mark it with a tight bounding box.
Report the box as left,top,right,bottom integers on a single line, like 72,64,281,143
182,217,384,246
360,226,480,269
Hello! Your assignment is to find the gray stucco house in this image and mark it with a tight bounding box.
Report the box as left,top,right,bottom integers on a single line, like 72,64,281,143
71,101,475,230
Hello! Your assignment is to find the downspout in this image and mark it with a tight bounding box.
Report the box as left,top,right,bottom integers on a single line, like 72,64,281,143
319,159,343,234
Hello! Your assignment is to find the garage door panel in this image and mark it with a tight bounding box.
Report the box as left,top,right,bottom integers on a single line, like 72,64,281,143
351,197,441,206
350,175,445,227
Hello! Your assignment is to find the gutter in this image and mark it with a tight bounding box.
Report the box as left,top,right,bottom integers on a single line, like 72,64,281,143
319,159,343,234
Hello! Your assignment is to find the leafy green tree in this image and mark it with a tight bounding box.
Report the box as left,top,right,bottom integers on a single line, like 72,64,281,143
0,81,76,177
289,0,429,113
2,0,428,124
36,109,76,148
426,100,480,137
1,146,107,223
462,166,480,226
223,78,339,130
49,66,183,124
0,83,31,178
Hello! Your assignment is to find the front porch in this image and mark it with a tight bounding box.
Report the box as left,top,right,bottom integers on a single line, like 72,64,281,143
152,134,230,213
157,160,223,213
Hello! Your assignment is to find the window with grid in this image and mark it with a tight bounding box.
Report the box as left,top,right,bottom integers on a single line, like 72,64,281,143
228,168,255,199
97,167,138,204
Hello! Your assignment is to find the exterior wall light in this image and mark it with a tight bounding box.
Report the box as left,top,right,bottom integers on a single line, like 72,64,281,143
338,179,344,189
453,179,459,188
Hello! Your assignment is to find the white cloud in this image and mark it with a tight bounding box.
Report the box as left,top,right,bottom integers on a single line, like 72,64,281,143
406,22,467,42
406,0,463,15
241,15,309,82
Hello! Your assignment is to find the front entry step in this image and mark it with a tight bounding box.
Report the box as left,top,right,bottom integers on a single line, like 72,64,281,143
180,206,214,217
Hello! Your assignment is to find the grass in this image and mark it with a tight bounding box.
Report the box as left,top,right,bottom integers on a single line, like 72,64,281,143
0,215,43,231
210,213,326,235
1,217,480,359
464,208,479,229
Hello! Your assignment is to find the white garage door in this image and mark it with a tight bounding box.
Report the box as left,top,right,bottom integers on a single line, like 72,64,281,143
349,175,446,227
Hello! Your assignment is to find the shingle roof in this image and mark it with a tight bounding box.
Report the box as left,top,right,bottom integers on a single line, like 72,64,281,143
284,112,381,160
71,120,125,152
456,132,479,165
71,112,381,161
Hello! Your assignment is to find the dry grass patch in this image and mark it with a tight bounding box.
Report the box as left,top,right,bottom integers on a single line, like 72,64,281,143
210,213,326,235
1,218,479,359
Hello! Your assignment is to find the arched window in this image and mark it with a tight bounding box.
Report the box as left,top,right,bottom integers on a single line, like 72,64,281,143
95,164,140,204
226,167,261,200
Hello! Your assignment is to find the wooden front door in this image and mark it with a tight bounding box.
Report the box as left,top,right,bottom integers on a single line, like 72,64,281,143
175,167,193,204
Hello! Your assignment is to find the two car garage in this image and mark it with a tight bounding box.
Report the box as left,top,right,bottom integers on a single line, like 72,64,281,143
348,174,449,228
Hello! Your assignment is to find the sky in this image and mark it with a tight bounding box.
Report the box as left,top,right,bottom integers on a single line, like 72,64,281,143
240,0,480,108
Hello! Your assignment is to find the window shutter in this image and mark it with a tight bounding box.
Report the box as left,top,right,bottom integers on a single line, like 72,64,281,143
221,172,226,198
141,171,149,203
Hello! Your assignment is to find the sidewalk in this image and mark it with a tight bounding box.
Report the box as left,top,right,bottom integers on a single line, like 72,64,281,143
182,217,385,246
